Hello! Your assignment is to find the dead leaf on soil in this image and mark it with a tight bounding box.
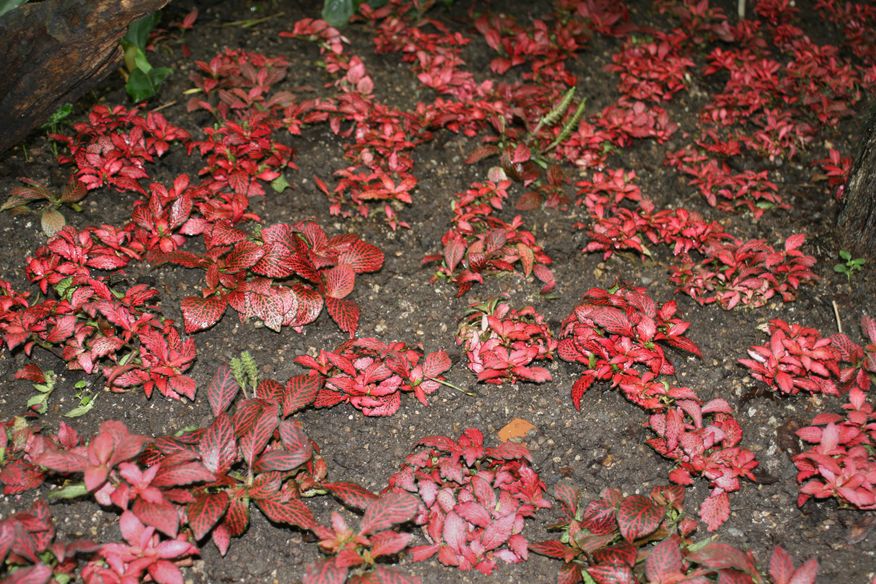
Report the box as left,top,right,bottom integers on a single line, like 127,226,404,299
497,418,536,442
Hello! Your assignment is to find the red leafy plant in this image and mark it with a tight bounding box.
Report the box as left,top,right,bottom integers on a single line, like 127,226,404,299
739,316,875,395
304,492,421,584
793,387,876,510
385,428,551,575
0,499,101,583
423,178,555,297
151,220,384,337
294,338,452,417
456,299,557,384
52,104,190,195
606,30,695,102
559,287,758,529
531,482,818,584
670,234,818,309
558,286,702,410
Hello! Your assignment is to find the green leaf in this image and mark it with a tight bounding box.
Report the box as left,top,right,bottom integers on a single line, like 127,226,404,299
271,174,290,192
126,68,158,102
26,394,47,413
839,249,852,260
65,395,97,418
834,263,847,273
124,12,161,49
47,482,89,501
0,0,28,18
322,0,355,27
41,103,73,130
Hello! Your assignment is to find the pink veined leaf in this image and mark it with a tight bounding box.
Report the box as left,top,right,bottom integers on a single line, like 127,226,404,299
784,233,806,251
322,482,378,511
359,492,419,535
181,295,227,333
423,350,452,378
278,420,312,460
255,493,316,531
443,237,466,273
326,296,360,338
368,531,413,559
770,546,795,584
700,492,731,532
283,374,321,416
199,413,237,475
616,495,664,542
481,511,516,551
586,563,635,584
207,365,239,417
559,562,584,584
134,499,180,538
645,536,683,582
151,461,214,488
687,541,757,574
338,240,384,273
529,540,575,561
188,491,230,541
789,558,819,584
323,265,356,299
303,558,348,584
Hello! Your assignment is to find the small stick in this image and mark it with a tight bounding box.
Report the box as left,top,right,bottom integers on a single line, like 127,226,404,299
150,100,177,113
832,300,843,334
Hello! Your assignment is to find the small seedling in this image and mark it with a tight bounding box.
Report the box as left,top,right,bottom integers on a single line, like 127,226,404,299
26,370,58,414
65,380,97,418
1,174,87,236
122,12,172,102
834,249,866,283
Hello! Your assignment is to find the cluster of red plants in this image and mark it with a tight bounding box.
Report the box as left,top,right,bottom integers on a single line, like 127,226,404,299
423,177,555,297
456,299,556,384
739,316,875,511
385,428,551,575
531,482,818,584
740,316,876,396
794,387,875,510
293,337,451,416
558,287,757,530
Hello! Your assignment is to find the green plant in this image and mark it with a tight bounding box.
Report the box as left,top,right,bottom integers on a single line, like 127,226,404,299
65,380,97,418
833,249,866,283
26,370,57,414
0,0,27,18
321,0,388,27
41,103,74,157
121,12,171,102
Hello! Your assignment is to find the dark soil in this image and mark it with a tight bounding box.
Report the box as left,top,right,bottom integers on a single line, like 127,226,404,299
0,0,874,582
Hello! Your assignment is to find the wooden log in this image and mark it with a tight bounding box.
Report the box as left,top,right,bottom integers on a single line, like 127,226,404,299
0,0,168,153
837,108,876,259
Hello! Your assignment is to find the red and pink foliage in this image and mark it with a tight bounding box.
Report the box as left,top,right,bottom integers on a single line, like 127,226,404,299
670,234,817,309
386,428,550,575
423,179,555,297
606,30,694,102
531,482,817,584
52,105,190,195
294,338,451,417
456,299,556,385
740,315,875,396
151,220,383,337
305,492,421,584
793,388,876,510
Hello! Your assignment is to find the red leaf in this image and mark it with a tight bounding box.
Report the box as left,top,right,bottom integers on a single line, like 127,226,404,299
225,241,265,272
278,420,312,461
255,493,316,531
283,374,320,416
199,413,237,475
322,482,378,511
303,558,347,584
770,546,795,584
687,541,756,574
587,564,635,584
464,144,499,165
338,240,384,273
14,364,45,383
181,295,226,333
323,265,356,299
207,365,239,417
239,404,279,469
133,499,179,538
188,491,230,541
790,558,819,584
326,296,360,338
369,531,413,559
152,461,214,487
253,447,311,473
617,495,663,542
481,511,515,551
423,350,452,378
515,191,544,211
699,492,731,532
529,540,575,561
443,237,466,273
645,536,683,582
360,492,419,535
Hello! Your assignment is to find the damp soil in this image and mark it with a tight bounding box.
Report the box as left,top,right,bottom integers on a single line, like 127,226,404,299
0,0,874,582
